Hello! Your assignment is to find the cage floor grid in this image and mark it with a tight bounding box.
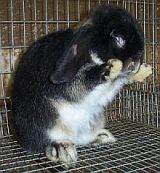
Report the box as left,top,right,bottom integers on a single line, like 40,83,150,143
0,121,160,173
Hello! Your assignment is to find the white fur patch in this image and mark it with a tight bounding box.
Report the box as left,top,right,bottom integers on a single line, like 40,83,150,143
90,51,104,65
48,78,127,145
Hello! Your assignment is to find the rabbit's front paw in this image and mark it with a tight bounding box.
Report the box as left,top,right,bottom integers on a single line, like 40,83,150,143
128,63,152,82
105,59,123,80
46,141,77,167
93,129,117,145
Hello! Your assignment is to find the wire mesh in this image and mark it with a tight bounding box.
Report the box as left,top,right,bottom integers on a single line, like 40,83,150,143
0,121,160,172
0,0,160,172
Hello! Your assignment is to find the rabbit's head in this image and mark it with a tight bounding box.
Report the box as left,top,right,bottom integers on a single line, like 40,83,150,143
50,5,144,84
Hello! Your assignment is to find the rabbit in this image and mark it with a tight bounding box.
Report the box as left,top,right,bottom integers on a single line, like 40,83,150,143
13,5,148,165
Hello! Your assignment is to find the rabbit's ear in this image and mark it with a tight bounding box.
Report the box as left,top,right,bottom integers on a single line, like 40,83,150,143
50,26,92,84
50,44,83,84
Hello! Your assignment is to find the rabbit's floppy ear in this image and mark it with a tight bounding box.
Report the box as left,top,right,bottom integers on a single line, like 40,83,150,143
50,27,92,84
50,44,79,84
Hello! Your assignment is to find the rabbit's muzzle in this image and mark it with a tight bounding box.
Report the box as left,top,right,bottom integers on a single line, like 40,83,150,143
122,58,141,75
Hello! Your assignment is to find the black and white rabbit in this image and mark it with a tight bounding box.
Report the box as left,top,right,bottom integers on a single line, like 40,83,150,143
13,5,149,165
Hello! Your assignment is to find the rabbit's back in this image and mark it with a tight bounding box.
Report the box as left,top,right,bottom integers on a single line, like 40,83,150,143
13,29,74,152
14,29,73,96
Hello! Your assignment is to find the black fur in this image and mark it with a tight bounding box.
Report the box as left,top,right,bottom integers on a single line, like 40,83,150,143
13,5,144,153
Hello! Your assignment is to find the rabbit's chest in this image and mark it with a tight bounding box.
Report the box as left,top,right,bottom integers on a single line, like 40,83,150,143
49,81,124,145
57,83,113,135
57,101,105,145
48,105,103,145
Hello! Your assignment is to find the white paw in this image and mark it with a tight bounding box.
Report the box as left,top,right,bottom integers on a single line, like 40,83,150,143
105,59,123,80
130,63,152,82
94,129,117,144
140,63,152,76
46,141,77,166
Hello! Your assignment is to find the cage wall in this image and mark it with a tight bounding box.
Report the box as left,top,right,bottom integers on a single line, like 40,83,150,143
0,0,160,172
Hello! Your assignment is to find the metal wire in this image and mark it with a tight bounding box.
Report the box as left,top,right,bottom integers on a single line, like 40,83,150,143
0,0,160,172
0,122,160,172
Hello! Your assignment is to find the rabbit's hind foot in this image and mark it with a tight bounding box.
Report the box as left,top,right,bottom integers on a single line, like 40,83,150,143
46,140,77,167
93,129,117,145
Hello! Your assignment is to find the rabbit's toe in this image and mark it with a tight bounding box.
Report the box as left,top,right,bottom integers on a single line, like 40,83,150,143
46,141,77,166
46,143,58,162
94,129,117,145
105,59,123,80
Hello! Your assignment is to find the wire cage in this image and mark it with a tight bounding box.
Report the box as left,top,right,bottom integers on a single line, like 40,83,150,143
0,0,160,172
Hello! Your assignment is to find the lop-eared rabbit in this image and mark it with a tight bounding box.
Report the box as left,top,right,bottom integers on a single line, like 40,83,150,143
13,5,151,165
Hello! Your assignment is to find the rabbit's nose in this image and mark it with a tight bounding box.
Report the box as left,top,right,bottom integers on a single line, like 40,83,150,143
122,58,140,74
127,61,137,72
129,60,140,73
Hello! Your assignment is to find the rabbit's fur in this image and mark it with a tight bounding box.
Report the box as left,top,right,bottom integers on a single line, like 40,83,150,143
13,5,144,164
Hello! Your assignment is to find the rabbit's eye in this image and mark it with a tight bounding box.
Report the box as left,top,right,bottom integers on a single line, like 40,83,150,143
110,30,126,48
115,36,126,48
